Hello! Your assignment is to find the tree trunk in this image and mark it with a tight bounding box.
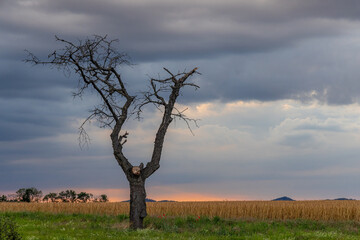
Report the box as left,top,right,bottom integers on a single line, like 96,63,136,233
129,178,147,229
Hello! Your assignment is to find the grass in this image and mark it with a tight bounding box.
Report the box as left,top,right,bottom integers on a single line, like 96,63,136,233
1,212,360,240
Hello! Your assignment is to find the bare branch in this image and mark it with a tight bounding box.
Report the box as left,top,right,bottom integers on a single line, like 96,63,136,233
171,107,200,136
163,67,177,83
25,35,136,176
78,113,95,149
142,67,200,178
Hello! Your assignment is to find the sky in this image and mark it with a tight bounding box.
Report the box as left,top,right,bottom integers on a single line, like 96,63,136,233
1,0,360,201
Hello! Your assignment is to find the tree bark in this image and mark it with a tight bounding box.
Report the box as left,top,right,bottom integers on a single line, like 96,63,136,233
129,177,147,229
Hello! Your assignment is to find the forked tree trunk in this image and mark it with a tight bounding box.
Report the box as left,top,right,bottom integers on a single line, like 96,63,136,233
25,37,199,231
129,178,147,229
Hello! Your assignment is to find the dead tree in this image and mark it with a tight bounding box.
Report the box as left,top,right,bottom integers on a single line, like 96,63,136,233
25,35,199,229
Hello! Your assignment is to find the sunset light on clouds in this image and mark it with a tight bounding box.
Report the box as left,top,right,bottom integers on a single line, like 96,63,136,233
2,0,360,201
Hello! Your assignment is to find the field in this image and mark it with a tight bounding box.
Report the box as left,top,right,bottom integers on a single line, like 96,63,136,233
2,200,360,221
1,201,360,239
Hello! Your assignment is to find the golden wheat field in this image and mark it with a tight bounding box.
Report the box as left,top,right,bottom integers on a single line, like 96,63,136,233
2,201,360,221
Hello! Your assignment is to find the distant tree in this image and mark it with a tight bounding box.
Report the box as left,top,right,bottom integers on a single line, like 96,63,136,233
0,195,7,202
43,193,58,202
100,194,108,202
77,192,93,203
15,189,26,202
93,194,108,202
16,188,42,202
25,35,199,229
58,190,77,203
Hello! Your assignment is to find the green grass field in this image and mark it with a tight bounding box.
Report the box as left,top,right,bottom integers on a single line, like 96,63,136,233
1,212,360,240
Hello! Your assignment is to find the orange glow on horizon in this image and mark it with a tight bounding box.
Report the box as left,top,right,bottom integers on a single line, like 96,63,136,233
152,192,226,202
38,187,252,202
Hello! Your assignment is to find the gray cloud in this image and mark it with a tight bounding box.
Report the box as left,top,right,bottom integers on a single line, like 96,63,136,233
2,0,360,105
2,0,360,199
1,0,359,60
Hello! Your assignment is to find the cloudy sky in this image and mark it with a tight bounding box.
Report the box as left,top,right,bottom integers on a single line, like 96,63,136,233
2,0,360,201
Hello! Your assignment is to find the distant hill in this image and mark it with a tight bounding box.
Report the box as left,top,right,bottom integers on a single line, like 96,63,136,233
158,200,176,202
333,198,356,201
272,196,295,201
145,198,156,202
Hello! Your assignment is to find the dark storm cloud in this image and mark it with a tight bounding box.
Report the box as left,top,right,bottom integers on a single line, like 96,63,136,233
2,0,360,196
0,137,128,191
1,0,360,105
1,0,359,61
0,62,75,100
51,0,360,60
0,57,90,142
0,0,359,144
0,99,69,141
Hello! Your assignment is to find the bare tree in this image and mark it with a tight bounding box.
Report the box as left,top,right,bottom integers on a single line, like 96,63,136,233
25,35,199,229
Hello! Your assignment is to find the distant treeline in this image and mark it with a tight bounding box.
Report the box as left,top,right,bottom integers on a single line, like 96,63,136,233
0,187,108,203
